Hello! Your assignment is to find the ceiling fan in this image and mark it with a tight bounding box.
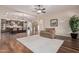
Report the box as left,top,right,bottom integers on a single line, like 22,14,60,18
33,5,46,14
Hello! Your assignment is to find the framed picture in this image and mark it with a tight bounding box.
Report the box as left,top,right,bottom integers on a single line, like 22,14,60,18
50,19,58,27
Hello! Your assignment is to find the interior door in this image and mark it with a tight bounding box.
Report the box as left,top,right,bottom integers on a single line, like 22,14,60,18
32,22,38,35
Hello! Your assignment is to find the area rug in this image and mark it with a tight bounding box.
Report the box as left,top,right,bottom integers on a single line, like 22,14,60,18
17,35,64,53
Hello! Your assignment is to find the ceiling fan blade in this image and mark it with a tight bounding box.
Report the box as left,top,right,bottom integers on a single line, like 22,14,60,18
42,8,46,10
37,5,42,7
40,8,45,10
42,11,46,13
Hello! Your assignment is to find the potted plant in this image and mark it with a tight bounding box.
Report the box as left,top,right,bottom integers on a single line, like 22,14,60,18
69,15,79,39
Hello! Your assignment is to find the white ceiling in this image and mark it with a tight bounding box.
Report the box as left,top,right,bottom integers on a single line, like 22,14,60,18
1,5,79,15
0,5,79,21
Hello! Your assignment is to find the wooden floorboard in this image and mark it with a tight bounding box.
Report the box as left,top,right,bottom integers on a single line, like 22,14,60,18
0,33,79,53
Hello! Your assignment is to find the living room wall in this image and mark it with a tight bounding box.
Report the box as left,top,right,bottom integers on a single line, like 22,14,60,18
42,9,79,37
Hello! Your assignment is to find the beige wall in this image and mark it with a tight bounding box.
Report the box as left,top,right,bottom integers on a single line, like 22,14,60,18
0,19,1,39
0,6,79,38
41,9,79,37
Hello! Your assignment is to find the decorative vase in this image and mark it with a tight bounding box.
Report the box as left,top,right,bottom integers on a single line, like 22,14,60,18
71,33,78,39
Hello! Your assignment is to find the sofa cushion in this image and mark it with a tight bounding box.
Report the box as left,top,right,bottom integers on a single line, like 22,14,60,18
46,28,55,33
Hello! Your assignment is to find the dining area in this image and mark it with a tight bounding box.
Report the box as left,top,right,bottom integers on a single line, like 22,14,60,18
6,25,23,33
1,19,27,34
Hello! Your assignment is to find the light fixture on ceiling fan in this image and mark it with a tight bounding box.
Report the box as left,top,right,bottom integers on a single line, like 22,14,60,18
33,5,46,14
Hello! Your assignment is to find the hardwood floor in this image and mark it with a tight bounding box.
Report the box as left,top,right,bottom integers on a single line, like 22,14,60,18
0,33,79,53
0,33,32,53
56,36,79,53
